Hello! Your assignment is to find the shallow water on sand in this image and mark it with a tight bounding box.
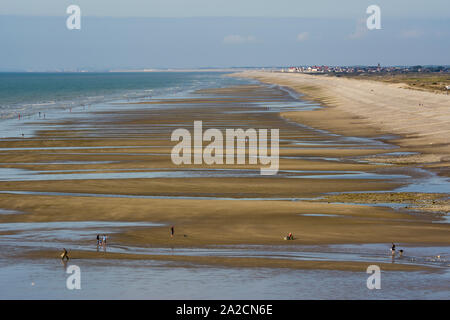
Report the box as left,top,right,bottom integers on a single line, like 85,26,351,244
1,259,449,299
0,190,316,201
395,168,450,193
0,167,412,181
0,218,447,270
0,209,23,215
1,218,449,299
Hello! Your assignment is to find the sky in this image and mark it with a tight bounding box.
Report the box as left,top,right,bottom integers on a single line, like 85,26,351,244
2,0,449,19
0,1,449,70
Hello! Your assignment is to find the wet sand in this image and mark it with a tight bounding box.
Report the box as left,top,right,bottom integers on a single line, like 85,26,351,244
23,249,429,272
0,81,449,275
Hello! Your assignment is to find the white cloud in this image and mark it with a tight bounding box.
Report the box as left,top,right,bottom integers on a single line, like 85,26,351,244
223,35,257,44
296,32,309,41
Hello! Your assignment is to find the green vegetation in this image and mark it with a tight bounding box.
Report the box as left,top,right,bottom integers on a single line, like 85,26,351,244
338,72,450,93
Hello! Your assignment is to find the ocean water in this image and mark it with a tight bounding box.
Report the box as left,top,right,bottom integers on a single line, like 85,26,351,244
0,72,250,120
1,259,449,299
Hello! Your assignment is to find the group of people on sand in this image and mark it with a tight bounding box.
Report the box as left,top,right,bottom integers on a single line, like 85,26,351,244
60,232,406,264
60,227,177,260
391,243,404,257
97,234,107,246
60,234,108,260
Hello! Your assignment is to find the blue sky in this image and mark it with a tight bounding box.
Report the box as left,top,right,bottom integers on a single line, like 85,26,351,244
0,1,449,70
2,0,449,18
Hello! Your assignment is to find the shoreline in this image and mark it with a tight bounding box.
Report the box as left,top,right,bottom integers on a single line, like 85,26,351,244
231,71,450,173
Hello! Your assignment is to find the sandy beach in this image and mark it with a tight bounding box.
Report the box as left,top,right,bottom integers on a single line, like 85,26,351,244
0,74,449,285
233,71,450,170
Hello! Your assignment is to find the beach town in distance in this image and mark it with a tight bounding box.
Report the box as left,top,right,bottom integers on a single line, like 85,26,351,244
0,0,449,301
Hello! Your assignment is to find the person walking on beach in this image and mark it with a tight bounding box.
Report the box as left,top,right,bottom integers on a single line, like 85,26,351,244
102,234,107,245
96,234,100,246
391,243,396,256
61,248,69,261
170,226,174,238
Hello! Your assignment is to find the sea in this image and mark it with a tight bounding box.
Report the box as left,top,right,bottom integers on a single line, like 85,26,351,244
0,72,251,121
